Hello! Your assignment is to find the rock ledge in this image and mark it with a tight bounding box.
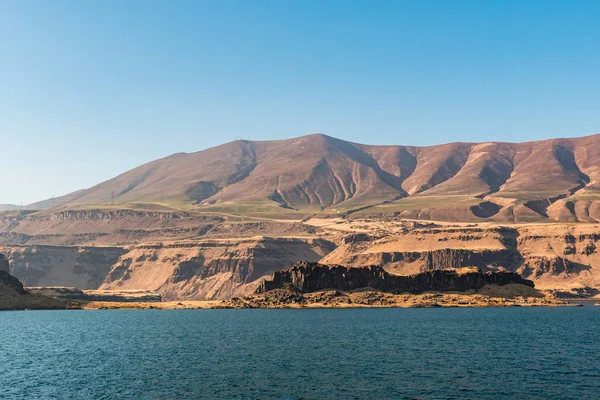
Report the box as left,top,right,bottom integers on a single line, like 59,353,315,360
257,262,534,294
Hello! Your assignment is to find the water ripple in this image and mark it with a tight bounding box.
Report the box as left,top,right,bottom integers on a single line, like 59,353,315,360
0,307,599,399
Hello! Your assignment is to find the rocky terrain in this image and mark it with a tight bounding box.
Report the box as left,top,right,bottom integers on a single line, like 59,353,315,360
83,287,566,309
0,254,70,310
320,220,600,295
223,286,564,309
98,237,334,300
0,212,599,300
1,133,600,302
257,262,533,293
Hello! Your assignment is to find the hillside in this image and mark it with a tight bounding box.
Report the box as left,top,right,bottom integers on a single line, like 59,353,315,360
26,133,600,223
1,215,599,300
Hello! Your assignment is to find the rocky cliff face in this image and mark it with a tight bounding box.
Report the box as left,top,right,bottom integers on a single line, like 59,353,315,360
0,209,224,246
0,268,28,295
2,212,599,299
0,253,69,310
0,246,127,289
100,237,336,300
348,248,517,273
0,236,335,300
0,253,28,295
0,253,8,273
322,223,600,293
257,262,533,294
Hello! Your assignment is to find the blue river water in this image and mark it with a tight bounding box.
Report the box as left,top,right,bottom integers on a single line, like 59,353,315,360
1,307,599,399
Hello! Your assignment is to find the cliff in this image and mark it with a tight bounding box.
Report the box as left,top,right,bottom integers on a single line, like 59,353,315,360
320,222,600,295
0,253,8,273
0,269,28,295
257,262,534,294
1,215,599,300
99,237,335,300
0,253,70,310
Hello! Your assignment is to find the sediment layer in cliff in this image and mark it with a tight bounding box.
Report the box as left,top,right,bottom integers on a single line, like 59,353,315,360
2,218,599,300
321,222,600,293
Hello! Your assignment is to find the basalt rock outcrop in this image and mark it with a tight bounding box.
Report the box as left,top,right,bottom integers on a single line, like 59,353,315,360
0,253,9,273
365,248,518,273
256,262,534,294
1,213,599,299
0,268,28,295
0,253,70,310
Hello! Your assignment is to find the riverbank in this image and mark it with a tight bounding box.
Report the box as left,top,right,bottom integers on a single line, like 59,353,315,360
81,284,574,309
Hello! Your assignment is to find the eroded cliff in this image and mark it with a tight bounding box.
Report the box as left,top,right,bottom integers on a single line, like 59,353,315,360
321,222,600,294
0,253,69,310
99,237,335,300
257,262,533,294
1,213,599,300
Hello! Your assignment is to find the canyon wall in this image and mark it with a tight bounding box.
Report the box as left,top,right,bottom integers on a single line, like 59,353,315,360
322,224,600,293
99,237,335,300
0,253,69,310
0,253,8,273
0,246,126,289
1,208,599,299
0,237,335,300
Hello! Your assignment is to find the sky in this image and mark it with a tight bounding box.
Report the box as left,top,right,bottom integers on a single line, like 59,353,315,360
1,0,599,205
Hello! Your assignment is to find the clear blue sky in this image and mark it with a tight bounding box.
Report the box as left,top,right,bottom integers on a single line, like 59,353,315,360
1,0,599,204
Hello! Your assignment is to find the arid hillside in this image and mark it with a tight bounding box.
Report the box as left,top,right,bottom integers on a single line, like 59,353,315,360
26,133,600,223
2,133,600,301
1,209,599,299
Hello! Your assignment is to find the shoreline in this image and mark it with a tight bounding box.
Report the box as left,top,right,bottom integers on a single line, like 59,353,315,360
81,301,581,310
80,286,581,310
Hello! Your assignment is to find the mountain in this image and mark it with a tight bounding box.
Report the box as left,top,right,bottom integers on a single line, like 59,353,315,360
0,204,20,211
29,133,600,222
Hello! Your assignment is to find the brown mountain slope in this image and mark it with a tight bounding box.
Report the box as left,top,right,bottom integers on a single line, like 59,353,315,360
493,138,590,200
27,133,600,222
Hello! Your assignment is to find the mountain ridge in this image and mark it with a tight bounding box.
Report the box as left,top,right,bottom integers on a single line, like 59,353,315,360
25,132,600,222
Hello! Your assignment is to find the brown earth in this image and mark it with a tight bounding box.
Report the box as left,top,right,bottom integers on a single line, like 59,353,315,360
320,220,600,294
0,254,72,310
2,133,600,301
27,287,162,302
1,210,599,300
81,284,568,309
98,237,334,300
257,263,533,293
22,133,600,222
